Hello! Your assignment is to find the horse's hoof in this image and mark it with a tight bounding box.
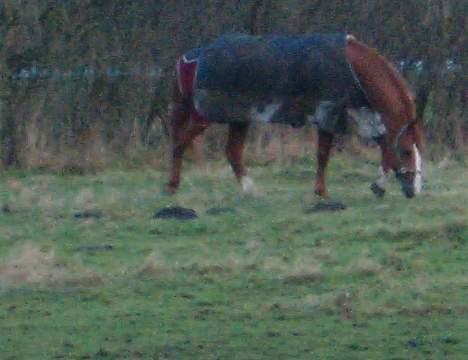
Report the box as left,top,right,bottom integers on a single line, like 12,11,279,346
163,185,178,195
240,176,259,197
371,183,385,198
314,188,329,198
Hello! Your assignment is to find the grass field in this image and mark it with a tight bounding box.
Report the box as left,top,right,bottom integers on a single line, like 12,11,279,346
1,155,467,359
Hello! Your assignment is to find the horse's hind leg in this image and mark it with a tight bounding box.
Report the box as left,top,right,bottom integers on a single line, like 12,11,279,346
314,130,334,198
225,122,255,195
167,118,208,194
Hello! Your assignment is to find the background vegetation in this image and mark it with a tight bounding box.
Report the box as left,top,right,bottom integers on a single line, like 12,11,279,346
0,0,466,169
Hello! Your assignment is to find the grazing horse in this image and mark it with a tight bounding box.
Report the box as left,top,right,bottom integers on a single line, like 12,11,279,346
166,33,424,198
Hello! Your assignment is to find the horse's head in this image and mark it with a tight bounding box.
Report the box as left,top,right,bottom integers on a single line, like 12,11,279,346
393,121,424,198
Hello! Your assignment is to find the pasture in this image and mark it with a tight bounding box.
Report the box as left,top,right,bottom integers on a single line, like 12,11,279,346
0,155,467,359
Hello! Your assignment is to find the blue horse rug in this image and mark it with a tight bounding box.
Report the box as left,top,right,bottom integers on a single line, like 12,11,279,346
177,33,385,136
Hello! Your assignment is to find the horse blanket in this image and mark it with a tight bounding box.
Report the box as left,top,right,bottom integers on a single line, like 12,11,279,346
177,33,386,137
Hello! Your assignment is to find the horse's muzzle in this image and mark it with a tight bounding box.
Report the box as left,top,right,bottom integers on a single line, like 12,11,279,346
403,186,415,198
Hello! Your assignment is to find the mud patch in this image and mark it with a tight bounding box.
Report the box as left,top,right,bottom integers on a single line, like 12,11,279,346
305,200,347,213
1,203,15,214
154,206,198,220
74,209,103,220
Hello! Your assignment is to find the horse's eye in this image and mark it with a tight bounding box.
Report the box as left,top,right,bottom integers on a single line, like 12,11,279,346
400,149,412,157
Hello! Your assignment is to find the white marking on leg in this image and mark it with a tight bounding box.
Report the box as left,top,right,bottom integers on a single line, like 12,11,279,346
240,176,258,196
414,144,423,194
314,101,335,123
376,166,388,190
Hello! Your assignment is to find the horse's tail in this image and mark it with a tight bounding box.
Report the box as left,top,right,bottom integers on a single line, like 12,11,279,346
146,93,170,138
146,54,196,141
145,67,176,141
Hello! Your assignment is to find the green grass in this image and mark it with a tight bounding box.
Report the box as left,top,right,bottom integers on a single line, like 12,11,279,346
1,155,467,359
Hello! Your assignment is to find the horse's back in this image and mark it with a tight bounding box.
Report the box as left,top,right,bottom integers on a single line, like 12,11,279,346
179,33,371,132
195,33,354,98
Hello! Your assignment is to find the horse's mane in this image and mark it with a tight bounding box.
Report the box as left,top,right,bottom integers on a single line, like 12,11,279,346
349,38,416,122
375,51,416,121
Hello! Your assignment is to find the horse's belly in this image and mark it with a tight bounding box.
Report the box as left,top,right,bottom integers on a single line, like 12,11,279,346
193,89,386,138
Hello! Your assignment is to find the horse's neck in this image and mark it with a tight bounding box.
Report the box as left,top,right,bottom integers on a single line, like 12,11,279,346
346,39,415,131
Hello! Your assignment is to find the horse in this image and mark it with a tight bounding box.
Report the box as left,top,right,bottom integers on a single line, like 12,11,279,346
165,33,424,199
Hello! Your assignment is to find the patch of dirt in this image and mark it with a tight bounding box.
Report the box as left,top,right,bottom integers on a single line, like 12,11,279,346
154,206,198,220
0,244,102,287
1,203,14,214
73,209,103,220
305,200,347,213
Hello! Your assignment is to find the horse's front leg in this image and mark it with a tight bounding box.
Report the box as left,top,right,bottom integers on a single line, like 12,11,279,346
371,136,393,197
314,130,334,198
225,122,256,195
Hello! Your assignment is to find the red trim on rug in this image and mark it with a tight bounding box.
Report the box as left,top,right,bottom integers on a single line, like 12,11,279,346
177,55,210,126
177,56,198,98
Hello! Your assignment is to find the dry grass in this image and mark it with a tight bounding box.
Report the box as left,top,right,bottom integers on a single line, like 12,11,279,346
313,247,339,264
73,188,97,208
179,256,257,276
263,255,324,283
262,289,354,319
4,176,66,214
138,253,257,278
0,244,102,288
138,253,170,277
345,250,383,277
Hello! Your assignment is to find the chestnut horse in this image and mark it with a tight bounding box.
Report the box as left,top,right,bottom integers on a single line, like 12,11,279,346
165,34,424,198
